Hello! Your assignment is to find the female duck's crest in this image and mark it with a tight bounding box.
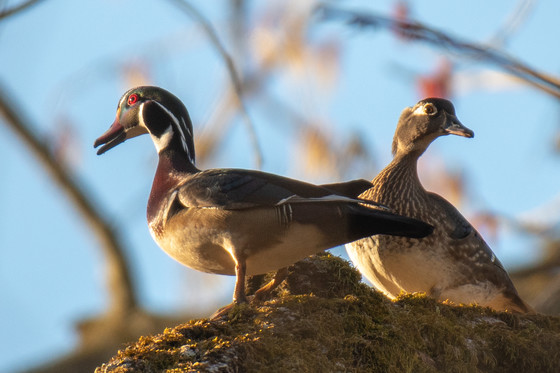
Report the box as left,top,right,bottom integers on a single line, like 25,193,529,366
94,86,196,164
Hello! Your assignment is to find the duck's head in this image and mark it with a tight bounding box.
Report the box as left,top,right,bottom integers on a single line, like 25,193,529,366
391,98,473,157
94,86,195,163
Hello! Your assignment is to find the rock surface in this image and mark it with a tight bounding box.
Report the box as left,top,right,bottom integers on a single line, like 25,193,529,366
96,253,560,373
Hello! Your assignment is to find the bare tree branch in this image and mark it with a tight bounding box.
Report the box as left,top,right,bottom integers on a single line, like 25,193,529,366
489,0,536,47
165,0,264,168
317,5,560,99
0,80,138,317
0,0,45,20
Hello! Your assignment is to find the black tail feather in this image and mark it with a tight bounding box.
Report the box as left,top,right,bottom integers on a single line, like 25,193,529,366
289,202,433,246
346,205,433,241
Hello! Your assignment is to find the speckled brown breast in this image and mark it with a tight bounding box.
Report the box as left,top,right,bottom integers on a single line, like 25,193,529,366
347,156,519,305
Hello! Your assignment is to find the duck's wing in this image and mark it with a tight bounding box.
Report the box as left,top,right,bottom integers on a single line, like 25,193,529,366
319,179,373,198
175,169,367,210
428,192,507,274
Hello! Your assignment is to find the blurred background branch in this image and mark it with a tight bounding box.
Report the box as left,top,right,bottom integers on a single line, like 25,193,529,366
488,0,536,47
317,4,560,99
166,0,263,168
0,0,45,20
0,80,138,318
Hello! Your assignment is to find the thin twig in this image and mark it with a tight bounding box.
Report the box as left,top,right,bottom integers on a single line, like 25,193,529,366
317,5,560,100
488,0,536,47
0,80,138,317
0,0,45,20
166,0,264,168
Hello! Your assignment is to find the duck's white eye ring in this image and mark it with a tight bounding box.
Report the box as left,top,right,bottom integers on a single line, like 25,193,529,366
423,103,437,115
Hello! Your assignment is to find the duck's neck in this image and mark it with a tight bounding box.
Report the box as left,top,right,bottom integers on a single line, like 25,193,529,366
368,152,425,213
147,149,198,223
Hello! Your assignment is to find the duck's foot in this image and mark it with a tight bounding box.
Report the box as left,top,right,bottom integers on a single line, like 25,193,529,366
253,267,288,302
211,267,289,320
210,303,236,320
210,301,252,320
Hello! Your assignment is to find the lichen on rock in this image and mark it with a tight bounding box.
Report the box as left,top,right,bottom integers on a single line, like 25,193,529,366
96,253,560,373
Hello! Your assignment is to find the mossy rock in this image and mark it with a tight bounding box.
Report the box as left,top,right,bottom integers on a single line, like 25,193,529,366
96,253,560,373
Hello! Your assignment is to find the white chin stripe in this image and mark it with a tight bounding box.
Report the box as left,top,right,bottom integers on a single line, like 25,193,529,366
153,126,174,153
138,102,147,129
140,102,173,153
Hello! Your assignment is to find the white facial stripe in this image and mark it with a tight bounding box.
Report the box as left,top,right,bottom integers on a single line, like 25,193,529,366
179,117,194,163
154,101,180,128
153,101,194,163
180,116,192,137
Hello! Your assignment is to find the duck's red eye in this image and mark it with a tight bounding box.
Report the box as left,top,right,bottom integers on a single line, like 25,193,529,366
127,94,138,106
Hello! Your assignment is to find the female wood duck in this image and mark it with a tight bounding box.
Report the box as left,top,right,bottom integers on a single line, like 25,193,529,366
346,98,533,313
94,86,434,315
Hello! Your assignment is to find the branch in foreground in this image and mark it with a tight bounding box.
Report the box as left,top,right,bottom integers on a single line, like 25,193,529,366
165,0,264,169
317,5,560,100
0,80,138,317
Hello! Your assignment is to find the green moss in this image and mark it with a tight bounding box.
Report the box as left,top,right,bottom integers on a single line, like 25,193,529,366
96,254,560,373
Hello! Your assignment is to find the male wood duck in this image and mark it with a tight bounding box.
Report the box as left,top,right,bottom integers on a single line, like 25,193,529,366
94,86,434,315
346,98,533,313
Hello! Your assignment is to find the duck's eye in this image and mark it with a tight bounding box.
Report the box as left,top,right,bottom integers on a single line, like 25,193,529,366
127,94,139,106
423,103,437,115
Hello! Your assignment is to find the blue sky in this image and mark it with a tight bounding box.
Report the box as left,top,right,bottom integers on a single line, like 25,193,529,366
1,0,559,371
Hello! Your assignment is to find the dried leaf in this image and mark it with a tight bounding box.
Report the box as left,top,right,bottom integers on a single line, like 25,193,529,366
392,1,415,40
417,59,452,99
250,0,340,90
298,125,338,178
